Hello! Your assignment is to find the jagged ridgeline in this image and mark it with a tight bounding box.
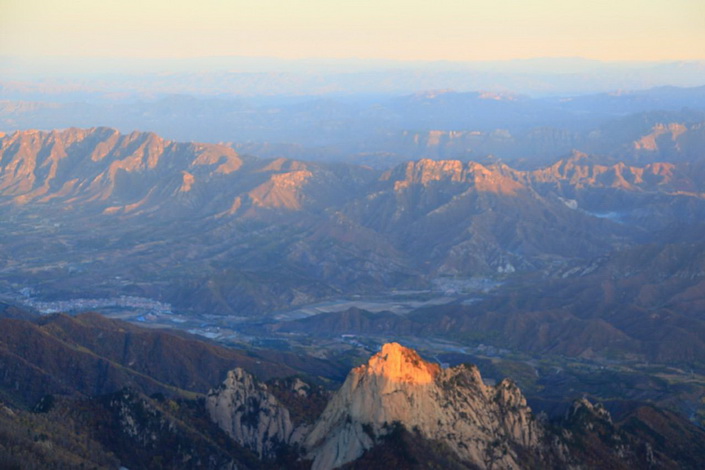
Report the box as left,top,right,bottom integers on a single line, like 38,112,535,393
2,127,705,468
206,342,705,469
1,306,704,469
3,127,705,319
3,127,705,370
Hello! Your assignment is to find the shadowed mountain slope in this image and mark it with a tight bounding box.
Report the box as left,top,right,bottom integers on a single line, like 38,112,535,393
0,311,344,408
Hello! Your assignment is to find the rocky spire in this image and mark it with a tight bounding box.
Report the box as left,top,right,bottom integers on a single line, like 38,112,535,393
206,368,309,459
356,342,440,385
305,342,541,470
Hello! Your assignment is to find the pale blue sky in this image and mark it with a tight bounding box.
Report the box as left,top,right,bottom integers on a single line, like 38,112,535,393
1,0,704,61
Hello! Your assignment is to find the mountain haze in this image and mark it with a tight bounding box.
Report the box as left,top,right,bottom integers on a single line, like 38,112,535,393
2,127,705,440
2,127,705,317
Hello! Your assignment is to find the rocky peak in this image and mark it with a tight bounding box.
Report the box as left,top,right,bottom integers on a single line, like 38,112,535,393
0,127,249,206
206,368,309,459
305,343,542,470
247,168,313,210
633,122,688,151
383,159,526,196
357,342,440,385
566,397,613,428
382,159,463,186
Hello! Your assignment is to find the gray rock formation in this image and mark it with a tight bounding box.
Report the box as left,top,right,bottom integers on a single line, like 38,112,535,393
206,343,705,469
206,368,309,459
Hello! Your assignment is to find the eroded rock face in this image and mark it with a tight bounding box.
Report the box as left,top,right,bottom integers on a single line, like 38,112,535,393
305,342,541,470
206,344,705,469
206,368,308,459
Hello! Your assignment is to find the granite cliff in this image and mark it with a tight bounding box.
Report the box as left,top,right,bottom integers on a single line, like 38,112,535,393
304,342,541,469
206,368,310,459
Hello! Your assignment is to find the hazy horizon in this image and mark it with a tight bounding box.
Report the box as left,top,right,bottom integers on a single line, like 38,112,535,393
3,53,704,78
3,2,705,468
2,0,704,64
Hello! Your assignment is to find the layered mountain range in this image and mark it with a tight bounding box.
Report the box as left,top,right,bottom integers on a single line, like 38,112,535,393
3,83,705,164
2,126,704,311
2,68,705,468
2,127,705,433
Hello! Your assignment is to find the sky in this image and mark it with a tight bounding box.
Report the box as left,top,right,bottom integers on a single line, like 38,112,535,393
1,0,704,62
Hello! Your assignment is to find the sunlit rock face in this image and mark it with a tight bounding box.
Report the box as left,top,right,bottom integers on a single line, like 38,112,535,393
305,342,540,470
0,127,243,206
361,341,440,385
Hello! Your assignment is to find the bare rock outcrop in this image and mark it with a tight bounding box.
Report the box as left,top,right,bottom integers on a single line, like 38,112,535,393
206,368,309,459
305,342,541,470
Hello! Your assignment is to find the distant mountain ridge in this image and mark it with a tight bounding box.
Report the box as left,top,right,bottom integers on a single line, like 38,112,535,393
4,57,705,96
3,128,705,427
3,83,705,167
2,127,705,317
3,127,702,211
